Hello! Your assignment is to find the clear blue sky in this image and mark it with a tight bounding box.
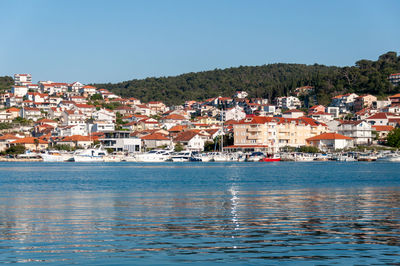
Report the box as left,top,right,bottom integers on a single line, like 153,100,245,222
0,0,399,83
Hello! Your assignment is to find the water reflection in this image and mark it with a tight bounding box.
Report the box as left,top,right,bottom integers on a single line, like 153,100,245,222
0,187,399,264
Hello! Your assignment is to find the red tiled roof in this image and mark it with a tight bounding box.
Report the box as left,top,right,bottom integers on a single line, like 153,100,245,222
0,134,20,140
61,135,94,142
174,131,199,142
372,125,394,131
11,137,48,144
141,133,169,140
163,114,186,120
306,133,353,141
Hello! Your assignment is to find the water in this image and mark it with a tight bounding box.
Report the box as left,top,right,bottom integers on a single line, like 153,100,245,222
0,162,399,265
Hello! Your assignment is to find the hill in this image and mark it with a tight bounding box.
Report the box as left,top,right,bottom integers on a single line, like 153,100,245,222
95,52,400,106
0,76,13,91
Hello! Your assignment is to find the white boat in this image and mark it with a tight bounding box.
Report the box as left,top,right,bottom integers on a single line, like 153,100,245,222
246,152,265,162
212,152,229,162
380,154,400,162
73,145,108,162
134,150,172,162
41,150,73,162
171,151,192,162
294,153,315,162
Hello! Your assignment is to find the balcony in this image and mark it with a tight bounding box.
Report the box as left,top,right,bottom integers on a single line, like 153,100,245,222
247,134,259,140
247,127,260,132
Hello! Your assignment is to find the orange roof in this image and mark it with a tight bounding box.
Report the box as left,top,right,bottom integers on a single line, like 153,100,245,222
306,133,353,141
0,134,20,140
163,114,186,120
74,103,95,108
174,130,199,142
141,133,170,140
366,113,389,120
37,118,57,123
372,125,394,131
82,85,97,89
389,93,400,98
11,137,47,144
168,125,188,132
61,135,94,142
6,107,20,112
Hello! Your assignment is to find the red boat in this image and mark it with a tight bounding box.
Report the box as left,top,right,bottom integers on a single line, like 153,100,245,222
259,155,281,162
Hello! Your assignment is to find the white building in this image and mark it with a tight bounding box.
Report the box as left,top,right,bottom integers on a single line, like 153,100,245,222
14,74,32,86
275,96,301,110
337,120,372,145
306,132,354,151
11,86,28,97
222,105,246,121
100,131,141,153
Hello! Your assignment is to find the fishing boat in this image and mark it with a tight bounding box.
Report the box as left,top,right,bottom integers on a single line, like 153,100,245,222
260,154,281,162
73,145,108,162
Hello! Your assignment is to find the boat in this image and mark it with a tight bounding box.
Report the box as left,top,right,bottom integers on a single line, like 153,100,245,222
294,153,315,162
134,150,172,162
380,153,400,162
260,154,281,162
41,150,73,162
246,152,265,162
357,153,377,162
73,145,108,162
170,151,192,162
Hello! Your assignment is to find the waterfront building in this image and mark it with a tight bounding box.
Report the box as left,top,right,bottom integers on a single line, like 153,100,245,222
101,131,141,153
337,120,372,145
306,132,354,151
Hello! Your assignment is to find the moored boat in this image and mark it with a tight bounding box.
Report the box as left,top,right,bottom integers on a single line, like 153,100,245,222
73,145,108,162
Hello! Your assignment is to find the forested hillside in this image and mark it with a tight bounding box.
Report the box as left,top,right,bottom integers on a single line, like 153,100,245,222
0,76,13,91
94,52,400,106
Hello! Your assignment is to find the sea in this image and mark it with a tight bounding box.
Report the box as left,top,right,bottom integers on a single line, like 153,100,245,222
0,161,399,265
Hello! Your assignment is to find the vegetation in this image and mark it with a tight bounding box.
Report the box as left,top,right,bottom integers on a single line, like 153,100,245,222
94,52,400,106
298,146,320,153
0,76,13,92
5,144,25,155
51,144,76,151
386,128,400,148
0,122,14,130
174,142,184,152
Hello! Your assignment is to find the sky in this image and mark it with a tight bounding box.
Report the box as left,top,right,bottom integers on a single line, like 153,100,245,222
0,0,399,83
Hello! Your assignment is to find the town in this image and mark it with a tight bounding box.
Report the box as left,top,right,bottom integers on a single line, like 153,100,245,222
0,73,399,161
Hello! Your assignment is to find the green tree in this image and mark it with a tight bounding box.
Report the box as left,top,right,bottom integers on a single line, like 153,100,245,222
386,128,400,148
6,145,26,155
174,142,184,152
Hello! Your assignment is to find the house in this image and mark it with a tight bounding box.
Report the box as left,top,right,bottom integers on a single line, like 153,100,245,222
48,107,63,120
275,96,301,110
68,82,84,93
14,74,32,86
141,133,171,150
100,131,141,153
73,103,96,118
61,110,86,126
0,110,13,123
57,135,94,148
89,120,115,132
222,105,246,121
365,112,396,126
79,85,97,96
308,105,326,114
160,114,187,129
354,94,377,112
306,133,353,151
234,91,248,99
11,86,28,97
282,109,305,119
92,109,116,122
20,107,42,121
337,120,372,145
330,93,358,113
0,134,20,151
56,125,87,137
10,137,48,151
174,130,205,151
147,101,167,113
309,112,334,122
36,118,58,128
372,125,394,143
388,73,400,85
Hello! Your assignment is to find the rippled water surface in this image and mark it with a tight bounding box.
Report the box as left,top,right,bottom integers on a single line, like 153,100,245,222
0,162,399,265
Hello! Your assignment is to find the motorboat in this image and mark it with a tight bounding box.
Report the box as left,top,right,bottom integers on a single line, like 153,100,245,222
170,151,192,162
246,152,265,162
73,145,108,162
134,150,172,162
380,153,400,162
260,154,281,162
357,153,378,162
41,150,73,162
